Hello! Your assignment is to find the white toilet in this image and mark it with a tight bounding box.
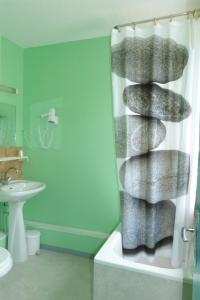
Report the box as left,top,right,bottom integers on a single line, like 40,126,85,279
0,247,13,278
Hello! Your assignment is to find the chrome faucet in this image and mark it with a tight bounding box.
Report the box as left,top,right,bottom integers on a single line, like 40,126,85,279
1,167,19,185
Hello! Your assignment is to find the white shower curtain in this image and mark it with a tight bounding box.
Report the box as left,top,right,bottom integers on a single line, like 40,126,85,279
111,16,200,268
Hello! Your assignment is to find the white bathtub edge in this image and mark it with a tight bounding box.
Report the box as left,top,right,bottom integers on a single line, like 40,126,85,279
95,228,187,282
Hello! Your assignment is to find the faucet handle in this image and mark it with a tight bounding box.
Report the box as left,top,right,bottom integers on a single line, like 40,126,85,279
2,167,19,185
1,176,12,185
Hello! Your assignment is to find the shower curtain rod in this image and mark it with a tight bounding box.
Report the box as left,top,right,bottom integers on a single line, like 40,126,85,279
114,8,200,31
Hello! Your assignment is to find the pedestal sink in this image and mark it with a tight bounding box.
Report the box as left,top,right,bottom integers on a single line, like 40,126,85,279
0,180,46,262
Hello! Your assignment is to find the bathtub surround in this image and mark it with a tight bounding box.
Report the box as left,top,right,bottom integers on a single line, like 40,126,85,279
112,18,200,269
94,229,190,300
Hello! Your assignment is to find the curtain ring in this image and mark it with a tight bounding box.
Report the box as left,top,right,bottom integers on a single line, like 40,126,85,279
132,22,136,30
114,26,120,33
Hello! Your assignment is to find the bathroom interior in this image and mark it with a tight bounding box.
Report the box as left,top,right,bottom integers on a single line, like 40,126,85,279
0,0,200,299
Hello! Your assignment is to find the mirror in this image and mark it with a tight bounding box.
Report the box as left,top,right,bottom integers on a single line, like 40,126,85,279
0,102,16,146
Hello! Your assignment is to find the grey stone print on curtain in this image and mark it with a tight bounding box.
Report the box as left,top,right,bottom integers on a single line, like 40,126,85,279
111,32,192,257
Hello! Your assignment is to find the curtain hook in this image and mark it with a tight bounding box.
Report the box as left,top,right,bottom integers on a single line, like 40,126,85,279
169,15,173,23
193,9,197,19
154,18,157,26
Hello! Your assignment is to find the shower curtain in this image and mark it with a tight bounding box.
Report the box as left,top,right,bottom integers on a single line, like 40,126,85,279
111,16,200,268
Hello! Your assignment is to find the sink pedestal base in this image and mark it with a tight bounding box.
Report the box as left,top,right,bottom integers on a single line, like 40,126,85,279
8,201,28,262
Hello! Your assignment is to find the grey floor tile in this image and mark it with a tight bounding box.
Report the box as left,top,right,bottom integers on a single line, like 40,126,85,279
0,250,93,300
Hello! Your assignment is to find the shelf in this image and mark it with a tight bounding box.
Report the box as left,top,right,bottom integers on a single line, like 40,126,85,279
0,84,18,95
0,156,28,162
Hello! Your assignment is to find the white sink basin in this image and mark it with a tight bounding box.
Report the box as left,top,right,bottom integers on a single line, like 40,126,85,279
0,180,46,202
0,180,46,262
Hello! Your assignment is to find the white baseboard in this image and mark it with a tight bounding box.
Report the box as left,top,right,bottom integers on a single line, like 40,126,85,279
25,220,109,239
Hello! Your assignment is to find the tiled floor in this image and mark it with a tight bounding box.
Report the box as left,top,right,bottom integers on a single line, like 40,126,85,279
0,250,93,300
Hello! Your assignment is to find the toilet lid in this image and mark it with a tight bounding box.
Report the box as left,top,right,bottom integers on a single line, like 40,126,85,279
0,248,13,278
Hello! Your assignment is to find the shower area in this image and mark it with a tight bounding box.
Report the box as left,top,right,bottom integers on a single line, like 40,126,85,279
94,10,200,300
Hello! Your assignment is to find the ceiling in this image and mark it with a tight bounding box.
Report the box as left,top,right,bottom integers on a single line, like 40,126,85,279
0,0,199,48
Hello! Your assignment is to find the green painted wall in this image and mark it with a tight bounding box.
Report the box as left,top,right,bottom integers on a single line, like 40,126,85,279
0,37,23,233
23,36,120,254
0,37,23,146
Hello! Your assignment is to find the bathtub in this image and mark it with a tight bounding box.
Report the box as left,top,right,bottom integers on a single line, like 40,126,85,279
93,227,192,300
